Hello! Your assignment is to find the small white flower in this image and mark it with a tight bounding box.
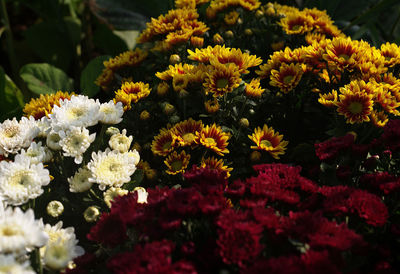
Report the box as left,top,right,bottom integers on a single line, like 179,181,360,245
59,127,96,164
67,167,93,193
106,127,120,136
0,154,51,206
40,221,84,271
46,201,64,218
46,131,62,151
49,95,100,131
103,187,128,208
127,149,140,166
88,148,139,190
0,116,39,156
108,129,133,153
0,207,48,253
20,141,52,164
133,187,148,204
0,254,35,274
36,116,51,138
99,100,124,124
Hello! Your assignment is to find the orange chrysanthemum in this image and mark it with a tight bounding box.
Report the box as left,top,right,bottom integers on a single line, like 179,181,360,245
278,13,314,35
151,128,176,157
164,150,191,175
204,98,220,113
203,62,242,97
195,124,230,156
200,156,233,179
171,118,204,147
248,125,288,159
23,91,75,120
245,78,265,98
335,86,374,124
270,63,303,93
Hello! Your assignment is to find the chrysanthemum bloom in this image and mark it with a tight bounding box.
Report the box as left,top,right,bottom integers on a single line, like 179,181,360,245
0,116,39,156
245,78,265,98
278,12,314,35
102,48,148,71
373,87,400,116
46,130,62,151
204,98,220,113
224,10,240,25
23,91,75,120
203,62,242,97
0,206,48,253
49,95,101,131
200,156,233,179
164,150,191,175
172,73,190,95
88,148,139,190
58,127,96,164
206,0,260,19
318,90,338,107
98,101,124,124
0,254,35,273
270,63,303,93
20,141,52,164
195,124,230,156
40,221,84,271
151,128,175,156
335,85,374,124
103,187,129,208
156,63,195,81
248,124,288,159
380,42,400,67
170,118,203,148
322,37,360,71
68,167,93,193
114,81,151,110
0,154,50,205
175,0,210,9
109,129,133,153
95,68,114,90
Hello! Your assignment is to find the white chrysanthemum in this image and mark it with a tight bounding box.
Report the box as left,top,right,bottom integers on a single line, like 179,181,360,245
0,207,48,253
46,130,62,150
127,149,140,166
88,148,139,190
20,141,52,164
0,254,35,274
46,201,64,217
99,100,124,124
108,129,133,153
59,127,96,164
133,187,148,204
49,95,100,131
40,221,84,271
0,154,50,206
67,167,93,193
103,187,128,208
36,116,51,138
0,116,39,156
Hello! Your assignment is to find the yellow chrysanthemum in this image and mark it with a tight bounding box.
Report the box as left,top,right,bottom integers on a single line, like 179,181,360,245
171,118,204,147
203,62,242,97
114,81,151,110
269,63,303,93
151,128,175,157
206,0,260,19
195,124,230,156
373,87,400,116
248,124,288,159
278,13,314,35
164,150,191,175
175,0,210,8
370,110,389,127
380,42,400,67
200,156,233,179
204,98,220,113
318,90,338,107
95,68,114,91
245,78,265,98
23,91,75,119
323,37,360,71
156,63,196,81
224,11,240,25
335,85,374,124
104,49,148,71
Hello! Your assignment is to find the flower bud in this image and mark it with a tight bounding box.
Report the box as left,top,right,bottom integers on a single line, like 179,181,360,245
140,110,150,120
83,206,100,223
47,200,64,217
244,29,253,36
163,103,175,115
169,54,181,64
133,187,148,203
213,33,224,44
157,82,169,97
225,30,234,39
255,10,264,18
169,115,180,124
271,41,285,51
190,36,204,48
145,169,158,181
250,151,261,162
106,127,120,136
239,118,249,128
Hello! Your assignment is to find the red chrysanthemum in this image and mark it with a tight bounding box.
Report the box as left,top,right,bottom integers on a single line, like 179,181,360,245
381,119,400,152
360,171,400,195
87,212,128,247
314,133,355,161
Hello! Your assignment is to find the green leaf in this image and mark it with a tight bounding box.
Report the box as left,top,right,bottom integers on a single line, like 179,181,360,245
93,24,129,56
20,63,74,95
80,55,111,97
0,66,24,119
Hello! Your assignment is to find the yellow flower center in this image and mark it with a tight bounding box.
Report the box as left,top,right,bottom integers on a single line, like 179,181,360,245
170,160,183,172
348,102,363,114
338,54,350,60
0,226,22,237
283,75,294,84
67,107,85,119
260,139,273,147
204,137,217,146
162,141,172,151
183,133,195,144
3,125,19,138
291,25,302,31
216,78,229,89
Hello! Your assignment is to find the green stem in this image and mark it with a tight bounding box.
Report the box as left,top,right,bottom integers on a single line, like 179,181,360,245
33,248,43,274
0,0,31,102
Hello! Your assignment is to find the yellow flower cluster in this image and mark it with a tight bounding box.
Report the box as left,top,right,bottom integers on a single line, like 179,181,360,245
206,0,261,19
23,91,75,119
114,81,151,111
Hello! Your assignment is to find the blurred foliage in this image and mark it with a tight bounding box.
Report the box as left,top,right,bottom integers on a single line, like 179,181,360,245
1,0,400,119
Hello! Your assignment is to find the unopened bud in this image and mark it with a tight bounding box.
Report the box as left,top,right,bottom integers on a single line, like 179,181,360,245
190,36,204,48
83,206,100,223
255,10,264,18
106,127,120,136
250,151,262,162
169,54,181,64
213,33,224,44
239,118,249,128
140,110,150,120
224,30,234,39
163,103,175,115
47,201,64,217
157,82,169,96
244,29,253,36
145,169,157,181
169,115,180,124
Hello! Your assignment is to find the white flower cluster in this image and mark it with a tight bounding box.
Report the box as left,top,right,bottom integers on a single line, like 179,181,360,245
0,205,83,272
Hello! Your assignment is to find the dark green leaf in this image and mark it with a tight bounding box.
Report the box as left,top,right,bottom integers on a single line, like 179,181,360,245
20,63,74,95
93,24,129,56
0,66,24,118
80,55,111,97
